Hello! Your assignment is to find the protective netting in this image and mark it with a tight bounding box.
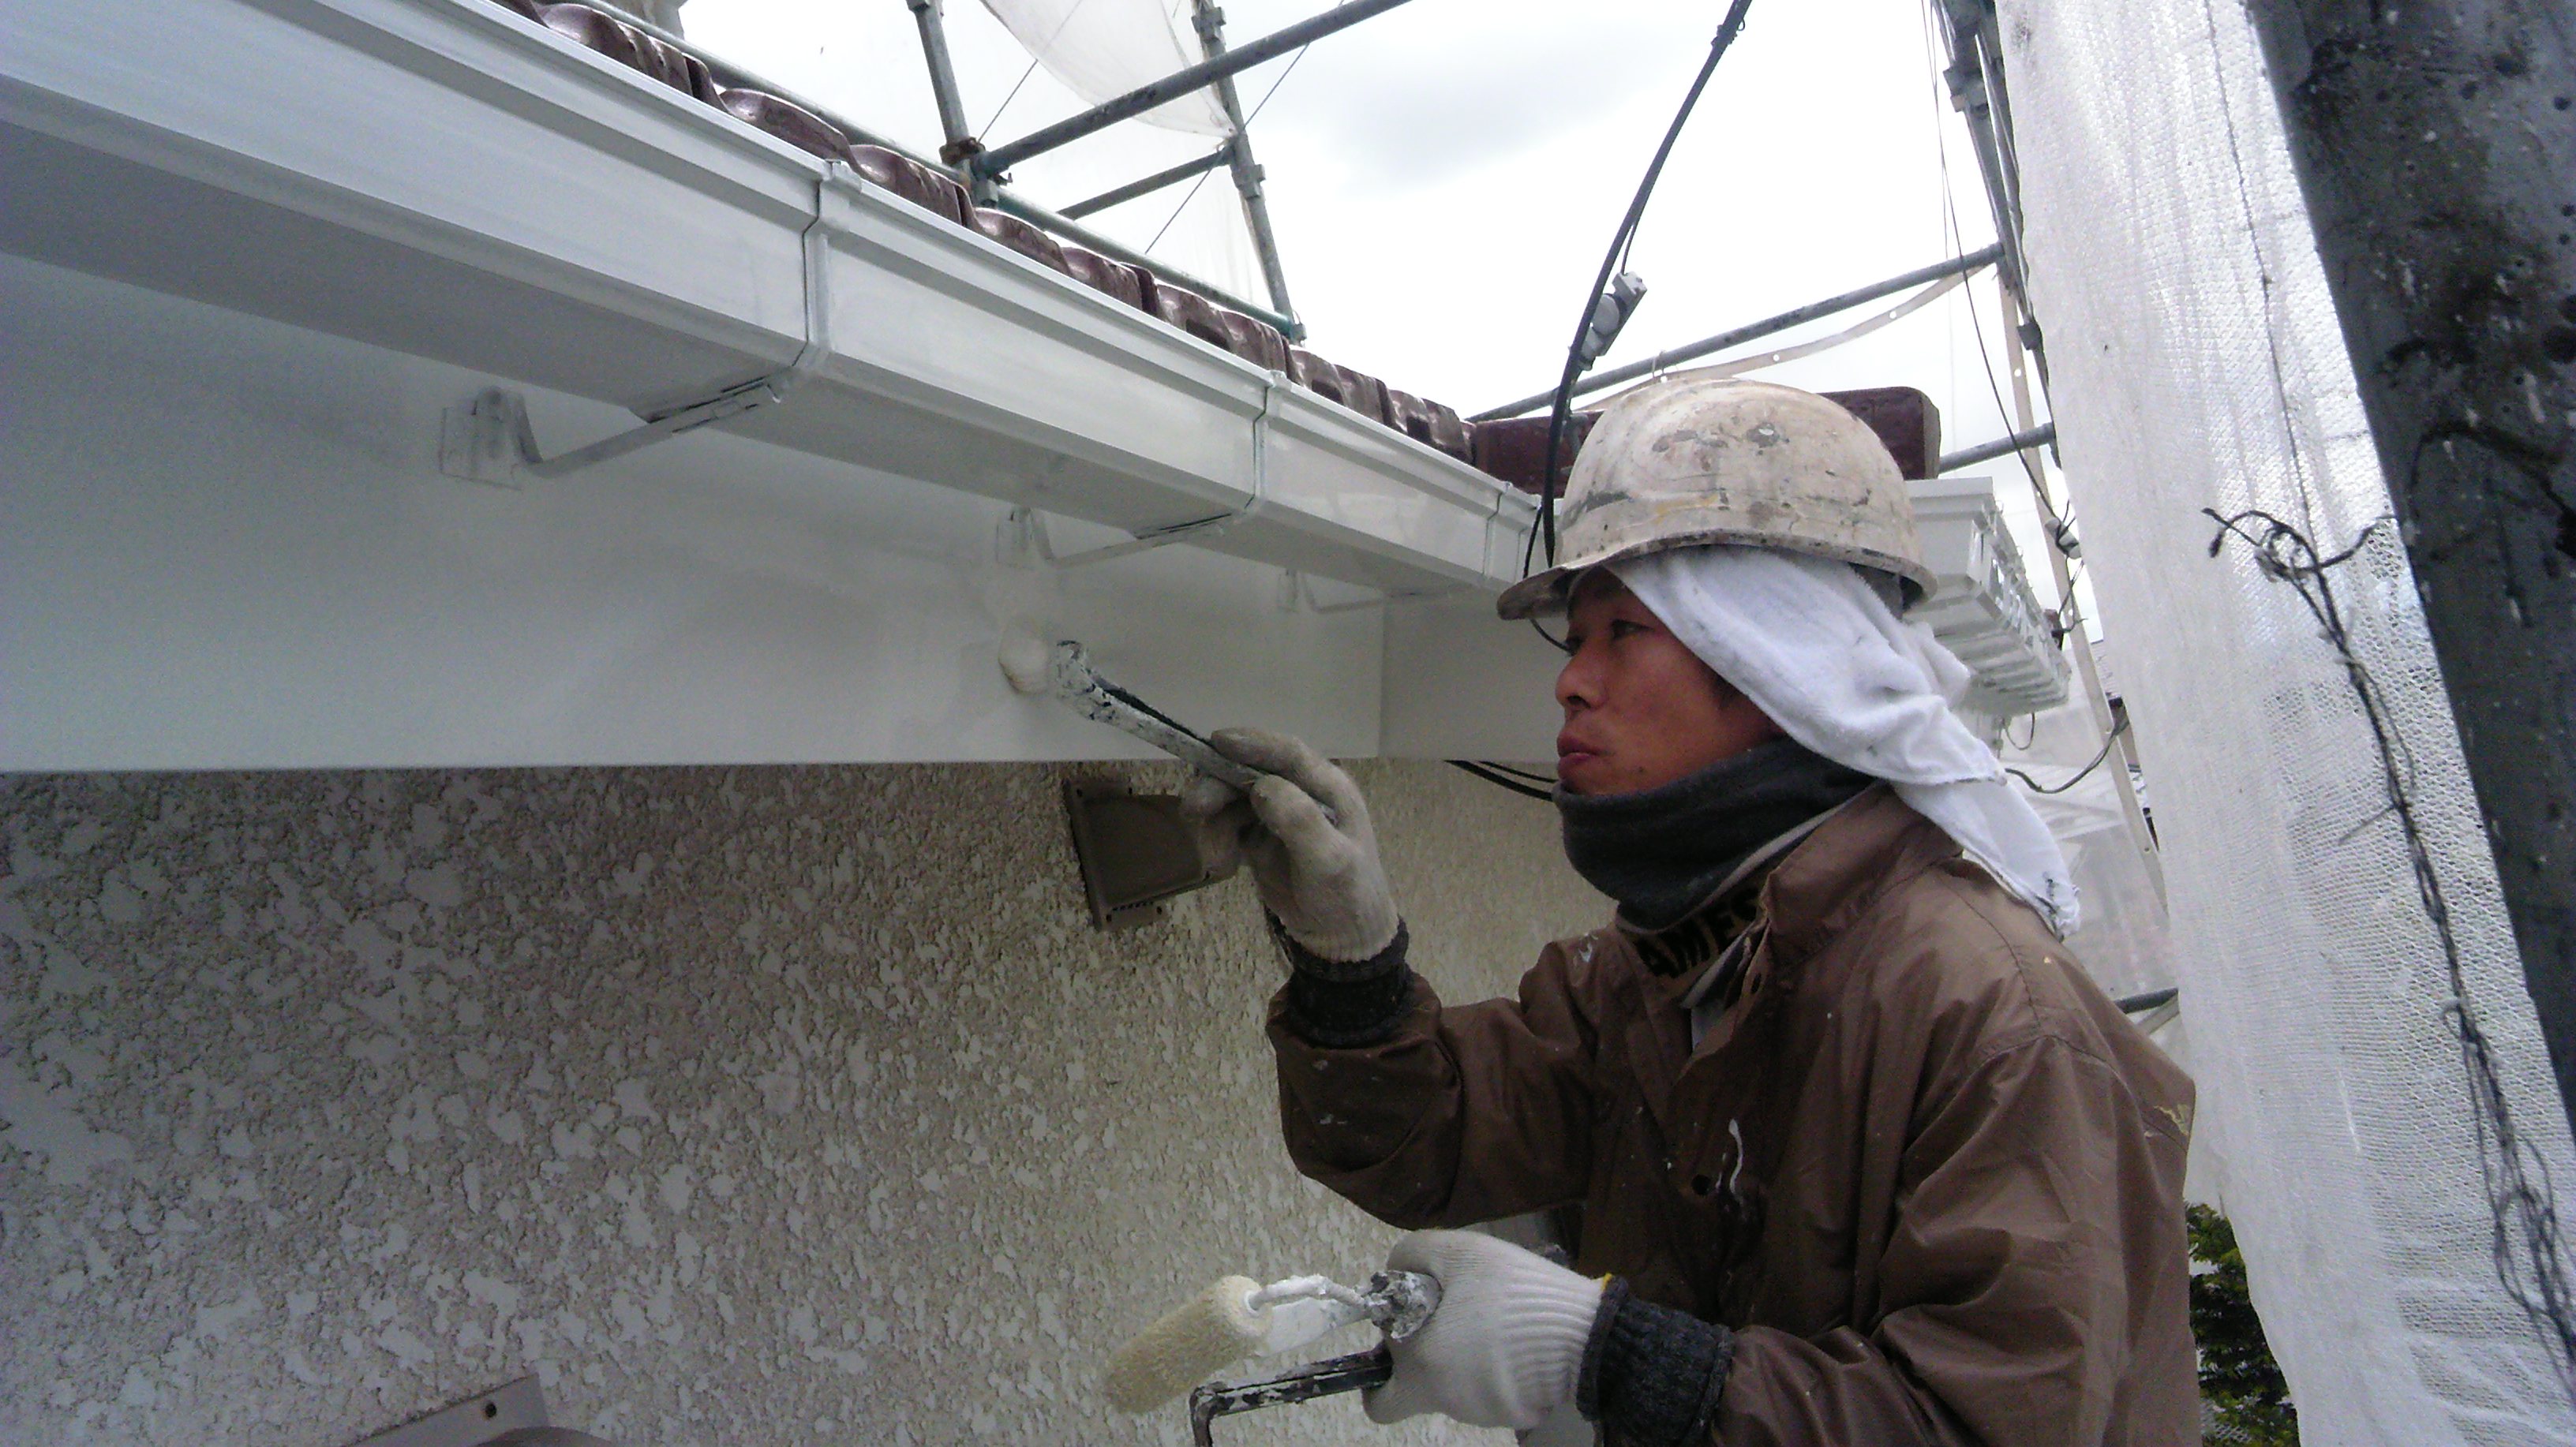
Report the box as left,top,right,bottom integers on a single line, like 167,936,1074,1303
976,0,1230,135
1994,0,2576,1440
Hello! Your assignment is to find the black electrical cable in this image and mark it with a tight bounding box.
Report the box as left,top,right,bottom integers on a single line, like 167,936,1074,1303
1478,761,1561,787
1525,0,1756,578
1447,760,1556,802
2004,714,2125,795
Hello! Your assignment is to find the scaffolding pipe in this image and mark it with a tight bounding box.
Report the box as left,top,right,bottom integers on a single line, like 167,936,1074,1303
1061,148,1233,219
904,0,980,172
561,5,1295,334
1473,244,2005,421
1938,421,2056,475
1934,6,2029,306
1191,0,1299,325
973,0,1420,178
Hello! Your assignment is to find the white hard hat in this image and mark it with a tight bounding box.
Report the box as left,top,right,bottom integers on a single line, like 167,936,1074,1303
1496,376,1936,619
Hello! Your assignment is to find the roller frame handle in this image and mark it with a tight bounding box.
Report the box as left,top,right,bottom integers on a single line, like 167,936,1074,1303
1047,643,1337,821
1187,1346,1391,1447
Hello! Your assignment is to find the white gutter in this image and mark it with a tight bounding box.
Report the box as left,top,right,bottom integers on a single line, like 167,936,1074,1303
0,0,1532,597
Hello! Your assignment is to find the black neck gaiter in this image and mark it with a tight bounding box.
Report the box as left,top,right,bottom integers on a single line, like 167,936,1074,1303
1557,738,1873,932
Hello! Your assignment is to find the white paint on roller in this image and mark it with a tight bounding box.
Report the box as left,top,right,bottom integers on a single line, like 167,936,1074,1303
1260,1296,1370,1357
998,636,1054,697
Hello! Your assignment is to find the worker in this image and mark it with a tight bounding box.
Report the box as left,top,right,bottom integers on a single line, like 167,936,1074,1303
1183,376,2196,1446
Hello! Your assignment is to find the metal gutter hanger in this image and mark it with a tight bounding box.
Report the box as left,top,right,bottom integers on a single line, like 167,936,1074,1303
1002,375,1284,567
439,170,837,485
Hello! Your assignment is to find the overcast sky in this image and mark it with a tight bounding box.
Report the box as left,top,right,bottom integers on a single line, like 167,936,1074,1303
680,0,2037,458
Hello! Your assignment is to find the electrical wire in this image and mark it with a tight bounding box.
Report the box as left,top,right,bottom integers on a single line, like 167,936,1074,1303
2004,715,2125,795
1447,760,1556,802
1526,0,1757,578
984,56,1049,136
981,0,1107,136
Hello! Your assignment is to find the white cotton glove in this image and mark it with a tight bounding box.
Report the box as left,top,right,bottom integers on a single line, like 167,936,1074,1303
1178,727,1398,963
1365,1230,1608,1432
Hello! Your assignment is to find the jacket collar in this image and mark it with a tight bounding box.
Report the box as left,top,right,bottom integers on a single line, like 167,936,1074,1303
1756,784,1958,969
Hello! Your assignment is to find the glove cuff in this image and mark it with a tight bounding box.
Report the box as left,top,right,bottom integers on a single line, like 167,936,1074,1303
1575,1278,1735,1447
1269,911,1406,982
1267,908,1402,976
1275,917,1413,1047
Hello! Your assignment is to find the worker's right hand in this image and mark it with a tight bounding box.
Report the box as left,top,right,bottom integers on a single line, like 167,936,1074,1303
1179,727,1398,964
1365,1230,1607,1432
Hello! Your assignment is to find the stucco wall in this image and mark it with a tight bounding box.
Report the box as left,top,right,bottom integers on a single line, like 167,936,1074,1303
0,761,1603,1446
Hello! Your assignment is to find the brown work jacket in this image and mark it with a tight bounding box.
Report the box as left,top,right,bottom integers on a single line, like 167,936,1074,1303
1270,788,2198,1445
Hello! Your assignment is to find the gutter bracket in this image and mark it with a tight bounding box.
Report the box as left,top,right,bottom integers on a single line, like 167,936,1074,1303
440,170,839,486
1277,571,1458,615
998,374,1282,569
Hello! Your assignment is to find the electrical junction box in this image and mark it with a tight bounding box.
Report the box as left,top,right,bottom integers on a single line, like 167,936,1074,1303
1907,474,2071,717
1061,777,1239,929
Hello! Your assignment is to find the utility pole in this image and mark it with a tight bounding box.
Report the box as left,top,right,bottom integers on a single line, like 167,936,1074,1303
2237,0,2576,1131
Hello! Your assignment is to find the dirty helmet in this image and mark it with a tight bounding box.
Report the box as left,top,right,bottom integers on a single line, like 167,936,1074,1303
1496,376,1936,619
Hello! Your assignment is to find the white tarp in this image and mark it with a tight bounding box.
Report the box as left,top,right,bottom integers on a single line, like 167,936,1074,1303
975,0,1231,135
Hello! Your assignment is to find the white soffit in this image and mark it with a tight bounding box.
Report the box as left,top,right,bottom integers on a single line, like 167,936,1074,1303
0,252,1406,771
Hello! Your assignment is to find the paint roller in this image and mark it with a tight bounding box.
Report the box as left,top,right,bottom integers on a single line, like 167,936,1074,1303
1104,1269,1440,1443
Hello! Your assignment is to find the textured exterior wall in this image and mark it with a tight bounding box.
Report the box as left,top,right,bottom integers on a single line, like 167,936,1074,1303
0,761,1603,1446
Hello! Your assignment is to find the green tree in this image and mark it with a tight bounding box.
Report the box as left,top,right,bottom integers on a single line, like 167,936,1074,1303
2188,1204,2299,1445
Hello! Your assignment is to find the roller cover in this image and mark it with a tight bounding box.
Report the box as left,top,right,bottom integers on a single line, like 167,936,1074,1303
1103,1276,1269,1414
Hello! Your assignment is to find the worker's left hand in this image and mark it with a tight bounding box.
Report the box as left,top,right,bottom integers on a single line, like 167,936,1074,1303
1364,1230,1606,1432
1179,727,1398,963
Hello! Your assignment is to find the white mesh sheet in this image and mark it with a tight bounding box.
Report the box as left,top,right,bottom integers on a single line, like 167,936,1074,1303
975,0,1230,134
1994,0,2576,1441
